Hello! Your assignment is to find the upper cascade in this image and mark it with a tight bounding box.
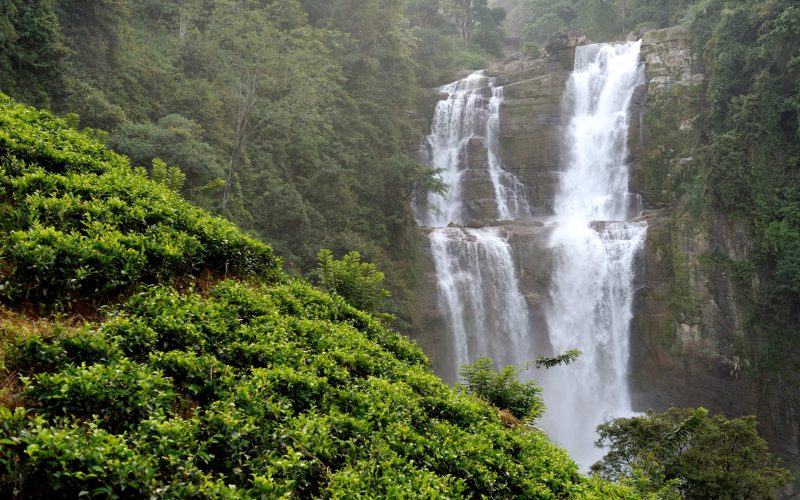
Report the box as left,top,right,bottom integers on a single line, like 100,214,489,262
554,42,645,222
415,70,530,227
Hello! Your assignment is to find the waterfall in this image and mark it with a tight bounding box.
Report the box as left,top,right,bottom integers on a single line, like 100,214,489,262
418,45,646,466
416,71,530,227
429,227,531,376
539,41,646,467
417,71,533,382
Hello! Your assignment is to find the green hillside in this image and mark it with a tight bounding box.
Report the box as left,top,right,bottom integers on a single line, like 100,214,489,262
0,95,629,497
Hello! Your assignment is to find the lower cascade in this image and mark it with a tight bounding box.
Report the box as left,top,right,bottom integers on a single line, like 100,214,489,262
418,42,646,467
429,227,532,379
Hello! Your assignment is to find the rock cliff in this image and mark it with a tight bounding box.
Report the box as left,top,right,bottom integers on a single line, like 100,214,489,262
629,28,799,475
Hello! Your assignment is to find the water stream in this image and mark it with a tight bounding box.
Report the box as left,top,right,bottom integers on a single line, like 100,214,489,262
539,41,646,467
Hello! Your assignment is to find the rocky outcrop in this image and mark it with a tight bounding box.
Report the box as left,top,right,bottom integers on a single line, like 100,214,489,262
545,31,591,70
629,27,800,475
499,72,566,215
631,205,758,415
630,26,705,208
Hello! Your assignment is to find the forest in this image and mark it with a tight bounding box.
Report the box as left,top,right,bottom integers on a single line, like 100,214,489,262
0,0,798,497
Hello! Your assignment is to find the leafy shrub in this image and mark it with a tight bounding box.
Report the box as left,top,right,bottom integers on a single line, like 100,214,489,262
323,451,465,498
22,359,174,433
314,249,390,314
148,350,232,405
0,280,630,496
2,414,157,498
592,407,793,498
6,336,68,375
458,357,545,421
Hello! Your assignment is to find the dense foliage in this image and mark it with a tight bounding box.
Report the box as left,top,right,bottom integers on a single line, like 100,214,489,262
687,0,800,376
0,94,280,310
592,407,792,499
0,93,633,498
487,0,703,45
313,249,391,315
458,357,545,422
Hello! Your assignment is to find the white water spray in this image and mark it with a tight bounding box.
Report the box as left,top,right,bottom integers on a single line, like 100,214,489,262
540,42,646,467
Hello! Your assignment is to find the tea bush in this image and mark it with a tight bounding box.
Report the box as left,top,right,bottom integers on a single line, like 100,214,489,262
0,281,634,497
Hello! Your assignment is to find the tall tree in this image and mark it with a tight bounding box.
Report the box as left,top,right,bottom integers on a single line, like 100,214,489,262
448,0,490,48
0,0,66,106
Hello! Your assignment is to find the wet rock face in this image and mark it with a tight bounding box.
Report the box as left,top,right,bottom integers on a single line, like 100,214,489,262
630,207,758,417
630,28,748,413
505,219,555,351
629,26,706,209
460,137,497,221
408,219,556,381
545,31,591,70
630,28,799,467
641,27,704,96
499,72,566,215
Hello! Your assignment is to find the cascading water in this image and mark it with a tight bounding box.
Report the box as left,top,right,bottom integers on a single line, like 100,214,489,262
539,41,646,467
416,71,530,227
429,227,531,376
417,71,533,382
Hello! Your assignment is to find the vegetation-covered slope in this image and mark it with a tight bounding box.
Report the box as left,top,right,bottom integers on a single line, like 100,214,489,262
0,96,630,497
0,94,280,310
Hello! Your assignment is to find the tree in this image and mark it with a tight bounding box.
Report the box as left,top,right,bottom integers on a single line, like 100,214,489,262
447,0,487,48
148,157,186,193
458,357,545,422
0,0,66,106
592,407,793,499
108,114,225,190
523,0,579,44
206,0,339,210
313,249,390,314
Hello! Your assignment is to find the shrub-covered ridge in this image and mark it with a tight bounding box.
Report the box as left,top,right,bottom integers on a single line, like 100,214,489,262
0,95,630,497
0,93,280,310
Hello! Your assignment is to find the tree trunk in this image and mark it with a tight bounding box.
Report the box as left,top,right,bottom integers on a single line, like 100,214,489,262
222,75,258,210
